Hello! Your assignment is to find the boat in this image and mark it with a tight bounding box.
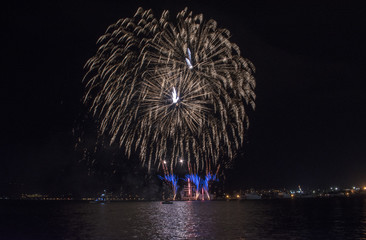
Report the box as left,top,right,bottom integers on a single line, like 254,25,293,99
277,192,291,199
161,200,173,204
90,190,109,203
244,193,262,200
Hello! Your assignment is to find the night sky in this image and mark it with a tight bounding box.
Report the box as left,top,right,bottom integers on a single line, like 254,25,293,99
2,0,366,194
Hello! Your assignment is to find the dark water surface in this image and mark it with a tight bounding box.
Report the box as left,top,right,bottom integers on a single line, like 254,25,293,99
1,198,366,240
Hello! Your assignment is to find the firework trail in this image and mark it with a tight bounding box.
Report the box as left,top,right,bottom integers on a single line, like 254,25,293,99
185,173,202,200
202,173,218,200
159,160,179,200
183,160,220,200
185,160,200,199
158,174,179,200
83,7,256,171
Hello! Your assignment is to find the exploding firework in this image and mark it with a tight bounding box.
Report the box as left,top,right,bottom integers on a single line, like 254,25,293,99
158,174,179,200
184,160,219,200
159,160,179,200
83,7,256,171
185,173,202,200
202,173,218,200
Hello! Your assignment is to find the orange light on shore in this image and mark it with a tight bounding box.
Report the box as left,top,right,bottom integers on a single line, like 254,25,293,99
236,195,240,198
364,186,366,190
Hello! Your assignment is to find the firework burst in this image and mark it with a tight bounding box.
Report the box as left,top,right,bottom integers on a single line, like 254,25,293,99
83,7,255,171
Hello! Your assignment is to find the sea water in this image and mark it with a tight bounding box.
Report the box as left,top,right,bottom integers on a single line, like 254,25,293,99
1,198,365,239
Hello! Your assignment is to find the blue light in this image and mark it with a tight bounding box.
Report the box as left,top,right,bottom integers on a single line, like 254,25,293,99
187,48,192,61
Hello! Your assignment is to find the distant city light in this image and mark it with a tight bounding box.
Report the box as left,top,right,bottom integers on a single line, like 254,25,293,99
179,159,183,163
163,160,166,164
236,194,240,198
364,186,366,190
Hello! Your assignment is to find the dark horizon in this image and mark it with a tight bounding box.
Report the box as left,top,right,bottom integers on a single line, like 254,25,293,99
2,0,366,195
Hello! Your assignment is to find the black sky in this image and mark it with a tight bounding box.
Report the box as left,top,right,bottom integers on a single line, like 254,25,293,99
2,0,366,194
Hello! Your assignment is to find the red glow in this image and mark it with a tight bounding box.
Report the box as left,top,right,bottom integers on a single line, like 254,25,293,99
188,179,191,197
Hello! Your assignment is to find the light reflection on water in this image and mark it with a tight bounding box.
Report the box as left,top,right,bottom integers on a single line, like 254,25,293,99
0,198,365,239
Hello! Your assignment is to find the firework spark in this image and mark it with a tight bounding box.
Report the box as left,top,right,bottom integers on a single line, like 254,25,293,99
83,7,256,171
